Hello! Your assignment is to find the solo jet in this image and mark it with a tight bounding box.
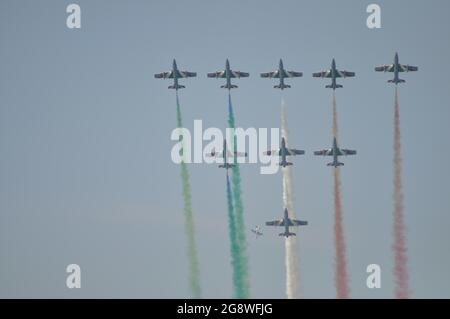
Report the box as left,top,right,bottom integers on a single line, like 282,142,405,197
206,139,247,170
314,137,356,167
154,59,196,90
266,208,308,238
264,137,305,167
313,58,355,90
375,52,418,84
207,59,249,89
260,59,303,90
251,226,263,238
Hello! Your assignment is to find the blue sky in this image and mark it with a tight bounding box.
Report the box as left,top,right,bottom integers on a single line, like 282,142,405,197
1,0,450,298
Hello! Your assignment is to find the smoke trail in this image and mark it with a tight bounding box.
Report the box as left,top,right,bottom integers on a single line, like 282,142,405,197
225,173,245,298
333,168,349,298
332,92,350,298
227,92,250,298
332,92,339,138
392,87,409,299
176,93,201,298
281,100,301,299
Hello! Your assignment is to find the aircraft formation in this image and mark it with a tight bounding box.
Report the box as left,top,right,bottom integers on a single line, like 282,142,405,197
155,53,418,238
155,53,417,90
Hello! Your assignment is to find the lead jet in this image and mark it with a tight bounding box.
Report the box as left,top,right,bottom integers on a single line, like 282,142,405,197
375,52,418,84
314,137,356,167
313,58,355,90
207,59,249,89
206,139,247,170
266,208,308,238
263,137,305,167
154,59,196,90
260,59,303,90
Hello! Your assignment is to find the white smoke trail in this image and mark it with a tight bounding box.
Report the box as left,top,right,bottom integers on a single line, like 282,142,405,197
281,99,301,299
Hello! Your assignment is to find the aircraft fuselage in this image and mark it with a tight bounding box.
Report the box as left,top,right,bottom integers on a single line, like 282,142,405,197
279,138,291,167
278,60,286,88
330,59,338,90
171,59,182,89
393,53,400,84
225,59,232,89
281,209,293,237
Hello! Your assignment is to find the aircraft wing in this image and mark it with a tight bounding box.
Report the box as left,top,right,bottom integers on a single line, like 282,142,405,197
341,149,357,155
287,148,305,155
181,71,197,78
399,64,418,72
207,71,226,78
226,150,248,157
312,70,331,78
205,150,223,158
263,149,281,156
266,220,284,226
235,151,247,157
154,71,172,79
375,64,394,72
260,71,279,78
314,149,332,156
232,71,249,78
339,70,355,78
286,71,303,77
291,219,308,226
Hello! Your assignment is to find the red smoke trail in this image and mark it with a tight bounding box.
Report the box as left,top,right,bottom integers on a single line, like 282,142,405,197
332,92,349,298
392,87,409,299
333,168,349,298
332,92,339,138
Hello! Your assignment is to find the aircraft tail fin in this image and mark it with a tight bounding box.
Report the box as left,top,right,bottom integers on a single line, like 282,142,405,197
274,84,291,90
326,84,343,89
168,84,185,89
219,163,235,169
327,162,344,167
279,232,296,237
221,84,238,89
388,79,405,84
279,162,293,167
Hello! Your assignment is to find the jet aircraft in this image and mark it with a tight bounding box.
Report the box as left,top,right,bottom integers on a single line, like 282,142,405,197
154,59,196,90
375,52,418,84
314,137,356,167
206,139,247,170
207,59,249,89
313,58,355,90
260,59,302,90
265,208,307,238
263,137,305,167
251,226,263,238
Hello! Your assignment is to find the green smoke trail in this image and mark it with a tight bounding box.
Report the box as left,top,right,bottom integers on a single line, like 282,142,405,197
225,173,245,298
227,92,249,298
176,93,201,298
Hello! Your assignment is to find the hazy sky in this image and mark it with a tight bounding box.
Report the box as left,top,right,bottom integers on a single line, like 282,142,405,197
1,0,450,298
